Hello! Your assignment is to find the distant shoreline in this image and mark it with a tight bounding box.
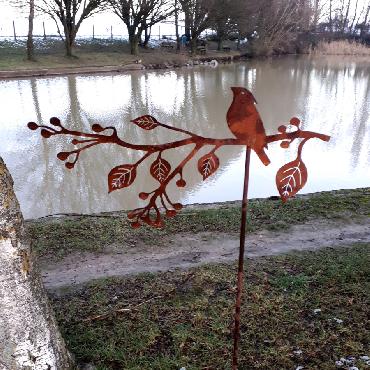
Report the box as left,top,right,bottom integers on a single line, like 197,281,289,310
0,53,242,79
27,187,369,222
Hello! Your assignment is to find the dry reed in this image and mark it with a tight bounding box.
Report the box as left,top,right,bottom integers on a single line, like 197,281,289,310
309,40,370,55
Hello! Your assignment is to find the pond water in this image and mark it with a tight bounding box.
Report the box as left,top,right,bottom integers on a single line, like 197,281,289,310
0,56,369,219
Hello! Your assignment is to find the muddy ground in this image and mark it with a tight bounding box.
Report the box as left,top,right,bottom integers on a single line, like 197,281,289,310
40,217,370,290
27,188,370,291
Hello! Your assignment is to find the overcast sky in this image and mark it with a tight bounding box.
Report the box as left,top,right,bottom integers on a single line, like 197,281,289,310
0,4,179,39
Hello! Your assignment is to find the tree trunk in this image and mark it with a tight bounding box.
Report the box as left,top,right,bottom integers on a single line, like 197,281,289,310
27,0,35,61
349,0,359,34
217,37,223,51
237,32,241,51
185,12,191,39
312,0,319,31
190,37,197,54
143,26,151,48
0,157,73,370
129,33,139,55
342,0,351,34
65,39,73,57
63,21,75,57
360,5,370,39
175,0,180,51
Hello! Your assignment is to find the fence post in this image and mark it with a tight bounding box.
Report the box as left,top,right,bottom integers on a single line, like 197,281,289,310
43,22,46,40
13,20,17,41
93,24,95,39
111,25,113,40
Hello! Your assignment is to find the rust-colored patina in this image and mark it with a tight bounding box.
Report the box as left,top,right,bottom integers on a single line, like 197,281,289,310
28,87,330,369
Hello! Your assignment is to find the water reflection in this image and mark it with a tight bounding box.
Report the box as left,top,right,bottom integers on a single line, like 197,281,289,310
0,55,369,219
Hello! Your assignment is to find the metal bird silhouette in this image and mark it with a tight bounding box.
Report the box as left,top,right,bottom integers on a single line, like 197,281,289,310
227,87,270,166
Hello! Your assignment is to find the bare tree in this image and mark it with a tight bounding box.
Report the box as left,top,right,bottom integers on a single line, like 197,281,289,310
349,0,359,33
36,0,105,57
208,0,237,51
349,0,370,37
359,3,370,38
310,0,331,31
250,0,312,55
313,0,370,39
179,0,213,53
27,0,35,60
8,0,35,60
339,0,352,34
0,157,73,369
174,0,180,50
312,0,320,30
108,0,174,55
231,0,260,50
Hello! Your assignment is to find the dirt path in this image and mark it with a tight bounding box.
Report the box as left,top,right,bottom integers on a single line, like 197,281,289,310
40,216,370,290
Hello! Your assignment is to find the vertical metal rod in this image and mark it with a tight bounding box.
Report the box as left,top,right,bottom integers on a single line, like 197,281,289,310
232,146,251,370
13,20,17,41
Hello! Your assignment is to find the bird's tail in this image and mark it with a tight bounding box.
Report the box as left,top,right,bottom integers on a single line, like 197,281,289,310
255,149,271,166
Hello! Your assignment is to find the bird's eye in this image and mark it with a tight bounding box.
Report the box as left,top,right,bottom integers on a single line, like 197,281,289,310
241,92,245,95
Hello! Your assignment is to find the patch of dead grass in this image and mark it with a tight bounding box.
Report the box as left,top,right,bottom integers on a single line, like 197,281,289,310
310,40,370,55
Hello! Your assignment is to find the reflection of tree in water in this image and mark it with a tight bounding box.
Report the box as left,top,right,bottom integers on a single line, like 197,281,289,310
25,76,109,216
18,58,369,217
248,56,370,167
26,72,240,217
350,74,370,168
11,79,56,216
31,79,54,214
307,57,370,166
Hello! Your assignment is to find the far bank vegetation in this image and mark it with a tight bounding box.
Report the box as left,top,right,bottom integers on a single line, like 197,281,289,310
310,39,370,55
3,0,370,59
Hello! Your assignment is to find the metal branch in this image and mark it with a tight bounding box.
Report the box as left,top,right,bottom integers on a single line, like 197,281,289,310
28,115,330,228
29,119,330,159
133,143,201,227
157,122,201,138
266,130,330,144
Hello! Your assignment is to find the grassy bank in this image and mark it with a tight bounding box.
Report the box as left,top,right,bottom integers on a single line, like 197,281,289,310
0,38,239,72
50,243,370,369
27,188,370,262
310,40,370,55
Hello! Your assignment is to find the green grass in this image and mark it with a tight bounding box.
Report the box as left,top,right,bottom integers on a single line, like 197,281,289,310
50,244,370,369
0,39,139,70
27,188,370,260
0,38,237,71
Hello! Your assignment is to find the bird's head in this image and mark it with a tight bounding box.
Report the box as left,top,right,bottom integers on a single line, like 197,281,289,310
230,87,257,104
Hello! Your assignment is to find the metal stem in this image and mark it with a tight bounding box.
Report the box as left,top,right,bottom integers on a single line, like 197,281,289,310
232,146,251,370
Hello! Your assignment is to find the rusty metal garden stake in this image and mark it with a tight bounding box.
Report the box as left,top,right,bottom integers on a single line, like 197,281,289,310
27,87,330,368
232,146,251,370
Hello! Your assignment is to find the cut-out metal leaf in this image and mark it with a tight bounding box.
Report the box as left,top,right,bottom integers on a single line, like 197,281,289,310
130,115,160,130
276,158,307,201
108,164,137,192
198,152,220,180
150,156,171,183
